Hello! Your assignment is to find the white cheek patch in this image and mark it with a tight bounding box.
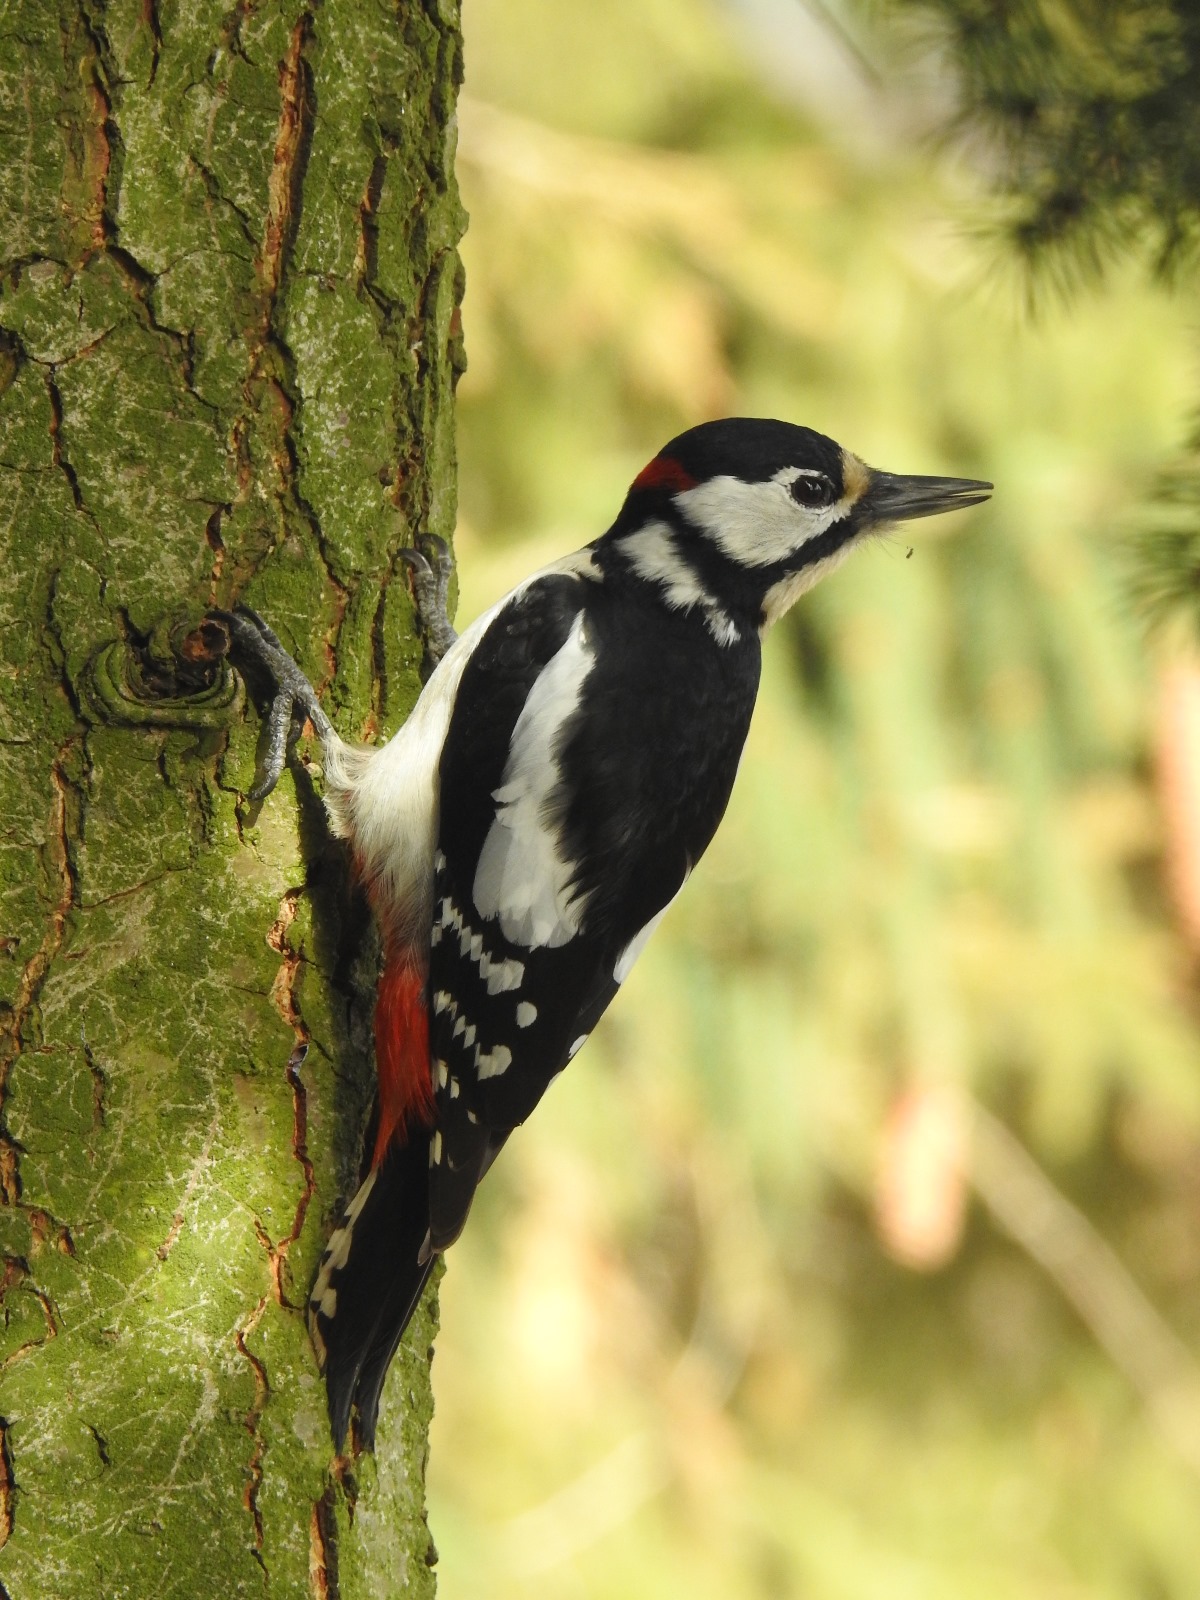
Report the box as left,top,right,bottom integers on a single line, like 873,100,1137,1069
673,471,845,569
473,611,594,949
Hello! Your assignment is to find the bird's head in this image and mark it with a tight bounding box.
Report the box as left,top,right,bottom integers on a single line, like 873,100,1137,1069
607,418,991,639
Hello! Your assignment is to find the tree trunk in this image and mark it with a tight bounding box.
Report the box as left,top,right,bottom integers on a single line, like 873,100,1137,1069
0,1,465,1594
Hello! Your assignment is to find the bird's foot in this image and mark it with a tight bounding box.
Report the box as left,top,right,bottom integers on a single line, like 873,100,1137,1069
214,607,335,801
400,534,457,666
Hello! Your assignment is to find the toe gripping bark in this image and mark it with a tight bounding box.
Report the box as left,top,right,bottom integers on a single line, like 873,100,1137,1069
213,535,457,803
401,534,458,667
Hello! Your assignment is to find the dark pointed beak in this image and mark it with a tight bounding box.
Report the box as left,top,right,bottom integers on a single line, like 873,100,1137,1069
862,470,993,525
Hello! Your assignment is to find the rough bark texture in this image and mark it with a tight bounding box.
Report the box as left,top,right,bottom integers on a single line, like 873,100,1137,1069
0,1,466,1594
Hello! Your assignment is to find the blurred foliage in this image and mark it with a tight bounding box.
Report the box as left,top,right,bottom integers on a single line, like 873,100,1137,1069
893,0,1200,653
888,0,1200,279
425,1,1200,1595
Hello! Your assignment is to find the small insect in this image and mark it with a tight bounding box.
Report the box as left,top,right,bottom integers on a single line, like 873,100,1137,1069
905,546,914,559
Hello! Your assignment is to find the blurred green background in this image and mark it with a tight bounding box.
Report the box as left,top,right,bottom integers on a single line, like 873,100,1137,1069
426,1,1200,1594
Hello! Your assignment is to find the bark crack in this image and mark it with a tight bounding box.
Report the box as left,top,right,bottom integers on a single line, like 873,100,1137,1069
71,1,114,259
0,748,81,1203
260,16,313,308
81,1033,106,1128
234,4,350,682
309,1487,339,1600
85,1422,111,1467
105,247,220,418
140,0,162,88
260,897,318,1306
0,1255,59,1377
45,371,87,518
0,1417,14,1550
234,1293,270,1581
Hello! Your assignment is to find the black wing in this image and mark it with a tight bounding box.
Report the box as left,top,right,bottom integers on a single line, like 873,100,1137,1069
426,572,761,1250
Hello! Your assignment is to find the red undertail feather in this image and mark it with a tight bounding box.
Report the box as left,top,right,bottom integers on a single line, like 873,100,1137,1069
372,955,434,1167
631,454,698,494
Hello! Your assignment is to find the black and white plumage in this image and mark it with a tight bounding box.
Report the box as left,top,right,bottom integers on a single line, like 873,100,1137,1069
226,417,991,1449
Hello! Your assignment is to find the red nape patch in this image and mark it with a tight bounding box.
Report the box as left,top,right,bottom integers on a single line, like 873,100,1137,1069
630,454,698,495
372,955,435,1167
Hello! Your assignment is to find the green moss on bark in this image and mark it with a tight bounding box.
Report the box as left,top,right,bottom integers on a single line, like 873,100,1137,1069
0,1,465,1594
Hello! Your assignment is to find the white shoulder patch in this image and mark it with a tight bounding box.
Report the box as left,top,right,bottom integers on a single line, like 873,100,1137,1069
322,548,598,949
472,609,595,949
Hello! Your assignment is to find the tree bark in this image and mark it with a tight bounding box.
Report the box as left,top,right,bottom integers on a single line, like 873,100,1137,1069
0,1,465,1594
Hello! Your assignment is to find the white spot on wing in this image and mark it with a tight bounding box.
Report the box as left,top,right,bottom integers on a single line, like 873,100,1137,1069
516,1000,537,1028
473,610,595,949
309,1169,378,1309
481,952,524,993
567,1035,587,1059
475,1043,512,1079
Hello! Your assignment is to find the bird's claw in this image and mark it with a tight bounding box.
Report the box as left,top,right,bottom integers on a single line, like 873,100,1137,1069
212,605,334,802
399,535,457,666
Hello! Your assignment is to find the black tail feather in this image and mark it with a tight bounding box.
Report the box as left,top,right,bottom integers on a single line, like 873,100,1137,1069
310,1133,436,1451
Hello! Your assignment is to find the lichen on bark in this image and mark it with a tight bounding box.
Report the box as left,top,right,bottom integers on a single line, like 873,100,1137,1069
0,1,466,1594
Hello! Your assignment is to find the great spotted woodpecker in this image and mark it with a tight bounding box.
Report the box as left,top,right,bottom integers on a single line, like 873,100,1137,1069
222,417,990,1449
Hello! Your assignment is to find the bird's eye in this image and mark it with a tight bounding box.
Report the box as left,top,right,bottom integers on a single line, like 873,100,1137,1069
790,473,835,508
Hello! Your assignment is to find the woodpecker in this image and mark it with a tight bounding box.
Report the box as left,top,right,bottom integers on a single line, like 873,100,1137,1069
222,417,990,1449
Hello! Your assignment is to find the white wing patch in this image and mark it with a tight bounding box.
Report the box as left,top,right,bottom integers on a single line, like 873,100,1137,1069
318,547,602,951
473,610,595,949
